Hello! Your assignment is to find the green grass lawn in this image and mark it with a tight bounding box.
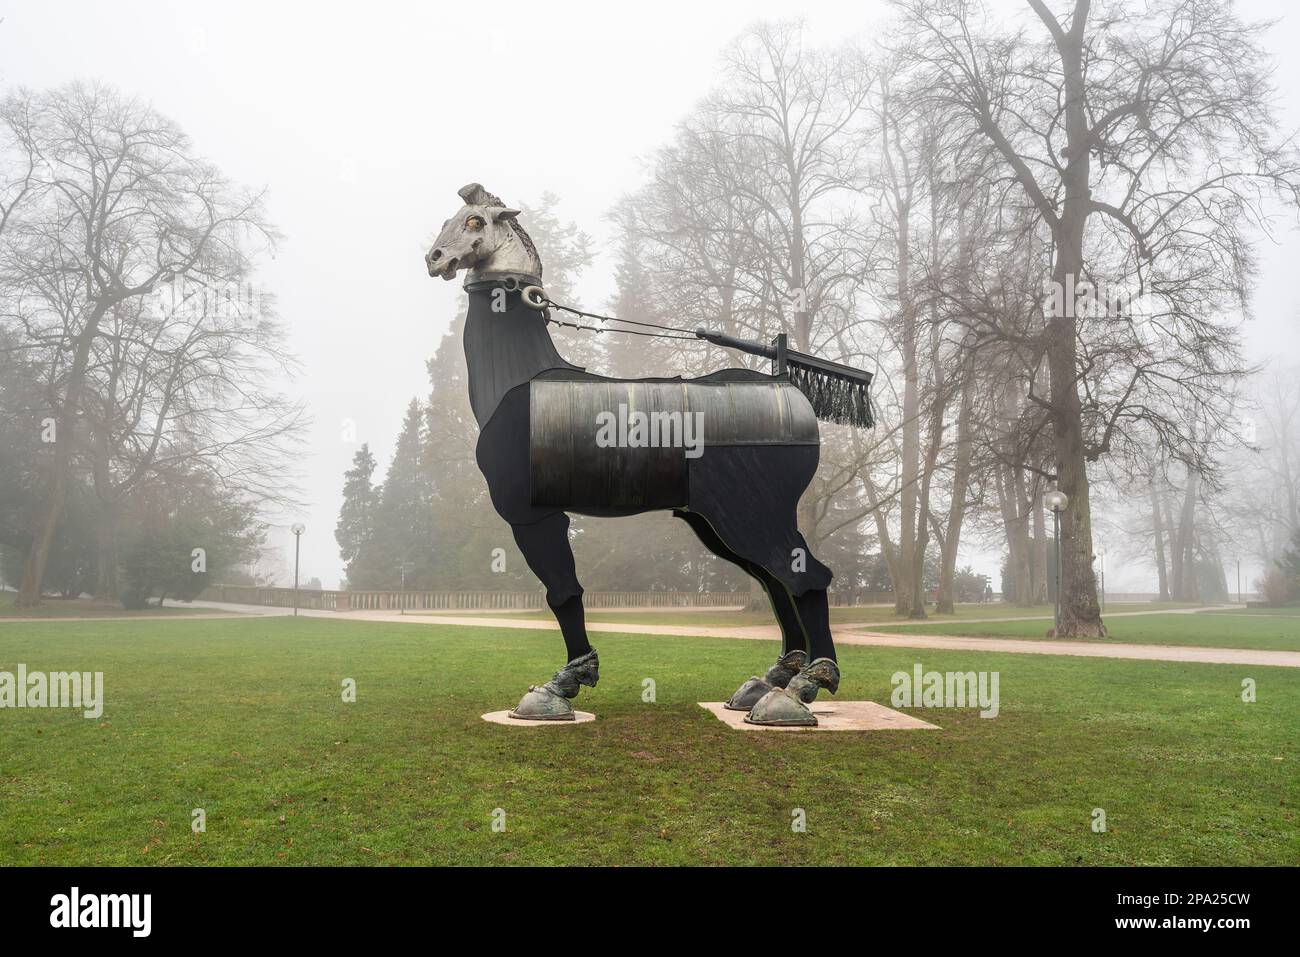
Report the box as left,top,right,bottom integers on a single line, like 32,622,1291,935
0,592,222,618
0,616,1294,865
1208,606,1300,617
416,601,1201,630
867,611,1300,652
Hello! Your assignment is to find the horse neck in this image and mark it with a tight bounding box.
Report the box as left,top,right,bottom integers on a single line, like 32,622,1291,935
462,286,581,426
467,226,542,282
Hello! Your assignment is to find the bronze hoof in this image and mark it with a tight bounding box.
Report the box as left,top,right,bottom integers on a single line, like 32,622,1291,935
744,688,817,727
725,650,809,710
725,676,772,711
508,686,576,721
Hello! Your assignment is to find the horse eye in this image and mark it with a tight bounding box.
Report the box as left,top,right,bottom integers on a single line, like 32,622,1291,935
465,216,485,230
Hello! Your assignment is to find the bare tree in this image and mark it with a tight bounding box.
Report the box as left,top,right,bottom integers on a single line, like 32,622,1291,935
892,0,1300,635
0,82,278,606
614,21,881,590
1219,365,1300,568
80,286,304,598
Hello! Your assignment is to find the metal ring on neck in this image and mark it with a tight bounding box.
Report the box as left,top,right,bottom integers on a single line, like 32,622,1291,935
521,285,548,310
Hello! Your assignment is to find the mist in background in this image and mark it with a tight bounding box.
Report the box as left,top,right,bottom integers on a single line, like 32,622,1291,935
3,0,1298,594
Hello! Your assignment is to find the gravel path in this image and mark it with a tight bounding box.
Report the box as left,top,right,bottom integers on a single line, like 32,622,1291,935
150,600,1300,669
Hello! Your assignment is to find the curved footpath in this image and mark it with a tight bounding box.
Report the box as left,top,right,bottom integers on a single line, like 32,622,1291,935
11,599,1289,669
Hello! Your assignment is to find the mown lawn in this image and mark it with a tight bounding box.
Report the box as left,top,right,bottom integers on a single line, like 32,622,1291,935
867,611,1300,652
0,616,1293,865
1210,606,1300,617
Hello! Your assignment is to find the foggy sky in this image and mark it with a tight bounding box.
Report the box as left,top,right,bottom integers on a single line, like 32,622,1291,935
3,0,1297,591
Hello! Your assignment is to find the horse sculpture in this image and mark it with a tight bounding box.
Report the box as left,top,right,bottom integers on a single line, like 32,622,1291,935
425,183,873,726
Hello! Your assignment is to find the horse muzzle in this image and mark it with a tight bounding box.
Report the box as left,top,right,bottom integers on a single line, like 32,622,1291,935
425,250,460,280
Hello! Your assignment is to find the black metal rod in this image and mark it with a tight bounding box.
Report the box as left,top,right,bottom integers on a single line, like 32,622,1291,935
694,328,777,360
694,328,872,385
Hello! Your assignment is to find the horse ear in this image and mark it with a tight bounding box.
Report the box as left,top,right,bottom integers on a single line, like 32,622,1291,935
493,208,521,222
458,183,486,204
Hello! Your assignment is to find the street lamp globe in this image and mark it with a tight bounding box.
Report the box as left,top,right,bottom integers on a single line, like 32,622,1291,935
291,522,306,536
1044,490,1069,513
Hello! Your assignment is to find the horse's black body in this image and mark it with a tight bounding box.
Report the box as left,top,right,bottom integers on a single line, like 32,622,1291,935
466,283,838,666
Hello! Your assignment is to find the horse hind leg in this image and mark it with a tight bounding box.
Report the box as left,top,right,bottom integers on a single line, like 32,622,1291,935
793,588,836,663
674,511,809,710
746,591,840,726
724,576,812,711
507,512,599,721
748,582,841,728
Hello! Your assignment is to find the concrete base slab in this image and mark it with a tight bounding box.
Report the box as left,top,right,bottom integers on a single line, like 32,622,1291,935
481,709,595,727
698,700,939,732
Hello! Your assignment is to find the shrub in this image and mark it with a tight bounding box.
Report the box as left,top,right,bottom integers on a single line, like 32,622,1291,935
1257,568,1292,606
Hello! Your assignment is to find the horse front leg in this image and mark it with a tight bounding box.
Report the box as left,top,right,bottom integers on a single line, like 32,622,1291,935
507,511,599,721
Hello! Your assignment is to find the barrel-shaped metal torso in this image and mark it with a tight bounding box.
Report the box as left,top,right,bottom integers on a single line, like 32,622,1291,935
529,377,818,509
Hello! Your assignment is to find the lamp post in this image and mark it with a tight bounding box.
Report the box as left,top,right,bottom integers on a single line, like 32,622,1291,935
290,522,305,616
399,561,415,614
1098,549,1105,614
1236,558,1241,605
1043,490,1069,635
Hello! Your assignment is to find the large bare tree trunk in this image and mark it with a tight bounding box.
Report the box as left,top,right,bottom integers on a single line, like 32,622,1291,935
907,357,947,618
95,505,119,600
1172,470,1199,601
1167,488,1185,599
16,301,110,607
1151,485,1170,602
1031,481,1049,604
1045,309,1104,632
16,469,66,607
996,462,1033,605
90,432,120,601
1044,5,1104,637
895,241,920,615
1013,466,1036,606
787,166,820,548
936,369,975,614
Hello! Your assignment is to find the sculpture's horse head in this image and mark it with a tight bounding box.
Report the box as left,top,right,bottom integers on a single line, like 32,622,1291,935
425,183,543,283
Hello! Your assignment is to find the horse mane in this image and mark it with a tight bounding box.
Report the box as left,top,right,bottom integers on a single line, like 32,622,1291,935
458,182,542,277
505,220,541,276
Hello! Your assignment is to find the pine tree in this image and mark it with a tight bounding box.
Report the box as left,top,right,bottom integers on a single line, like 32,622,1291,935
335,444,379,588
369,399,437,588
603,230,668,378
423,311,537,590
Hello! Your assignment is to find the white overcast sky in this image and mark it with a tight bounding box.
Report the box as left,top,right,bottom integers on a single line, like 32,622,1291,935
3,0,1297,590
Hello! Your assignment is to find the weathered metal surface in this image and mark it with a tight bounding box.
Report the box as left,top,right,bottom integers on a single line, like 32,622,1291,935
745,658,840,727
425,183,543,283
509,687,576,720
724,649,809,711
507,647,601,721
529,378,818,508
744,688,818,727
